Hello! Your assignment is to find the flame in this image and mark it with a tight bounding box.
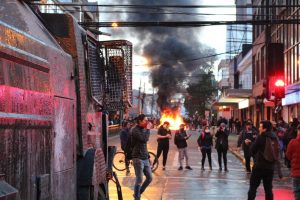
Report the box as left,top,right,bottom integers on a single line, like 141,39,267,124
160,108,184,130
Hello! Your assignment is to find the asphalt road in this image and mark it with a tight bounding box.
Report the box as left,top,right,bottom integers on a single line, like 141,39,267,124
108,129,294,200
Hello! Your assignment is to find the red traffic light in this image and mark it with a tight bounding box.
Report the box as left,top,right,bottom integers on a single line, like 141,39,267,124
274,79,285,99
275,79,285,87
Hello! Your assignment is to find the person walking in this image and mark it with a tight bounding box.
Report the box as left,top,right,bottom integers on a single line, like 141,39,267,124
155,121,172,170
197,126,213,170
119,121,131,174
237,121,258,173
174,124,192,170
215,123,229,172
286,125,300,200
131,114,153,200
248,120,278,200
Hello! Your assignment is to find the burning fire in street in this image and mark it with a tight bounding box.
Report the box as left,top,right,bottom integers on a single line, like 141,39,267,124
160,108,184,130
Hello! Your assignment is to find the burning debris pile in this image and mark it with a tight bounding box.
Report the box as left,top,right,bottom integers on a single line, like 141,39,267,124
159,107,184,130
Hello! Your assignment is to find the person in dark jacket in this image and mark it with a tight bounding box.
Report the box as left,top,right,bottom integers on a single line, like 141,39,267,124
215,123,229,172
235,118,242,135
237,121,258,173
131,114,152,200
155,121,172,170
248,120,277,200
286,125,300,200
174,124,192,170
197,126,213,170
119,121,131,174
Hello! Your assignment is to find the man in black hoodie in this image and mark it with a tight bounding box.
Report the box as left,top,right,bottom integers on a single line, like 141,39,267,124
248,120,277,200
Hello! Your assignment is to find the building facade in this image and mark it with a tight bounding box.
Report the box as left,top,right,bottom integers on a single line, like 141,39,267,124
252,0,300,124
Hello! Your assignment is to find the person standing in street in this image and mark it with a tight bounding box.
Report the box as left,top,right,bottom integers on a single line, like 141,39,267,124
197,126,213,170
286,125,300,200
248,120,278,200
131,114,153,200
119,121,131,175
237,121,258,173
215,123,229,172
155,121,172,170
174,124,192,170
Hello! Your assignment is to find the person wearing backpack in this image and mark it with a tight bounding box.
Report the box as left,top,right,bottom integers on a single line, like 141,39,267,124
248,120,279,200
197,126,213,170
286,125,300,200
174,124,192,170
131,114,153,200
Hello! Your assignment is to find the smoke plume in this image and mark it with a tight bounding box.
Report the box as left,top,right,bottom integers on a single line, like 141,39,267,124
100,0,214,110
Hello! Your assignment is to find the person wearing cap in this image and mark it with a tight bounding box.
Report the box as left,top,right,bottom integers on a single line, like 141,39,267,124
174,124,192,170
237,121,258,173
286,125,300,200
215,122,229,172
155,121,172,170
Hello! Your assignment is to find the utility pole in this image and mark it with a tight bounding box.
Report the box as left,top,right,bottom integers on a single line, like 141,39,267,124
137,79,141,114
264,0,270,121
151,88,154,117
141,82,146,114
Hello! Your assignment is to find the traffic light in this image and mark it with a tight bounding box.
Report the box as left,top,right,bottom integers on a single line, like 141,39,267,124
265,43,284,100
274,79,285,99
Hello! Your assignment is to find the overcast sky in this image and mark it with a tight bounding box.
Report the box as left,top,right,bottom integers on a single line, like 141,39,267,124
96,0,236,92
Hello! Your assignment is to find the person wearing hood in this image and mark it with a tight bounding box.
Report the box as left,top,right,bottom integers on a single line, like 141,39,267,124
286,125,300,200
197,126,213,170
248,120,277,200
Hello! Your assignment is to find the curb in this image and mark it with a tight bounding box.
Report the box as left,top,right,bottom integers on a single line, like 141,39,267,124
229,147,244,162
229,147,254,167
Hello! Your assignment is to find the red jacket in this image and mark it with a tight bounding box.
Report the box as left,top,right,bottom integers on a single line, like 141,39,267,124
286,134,300,177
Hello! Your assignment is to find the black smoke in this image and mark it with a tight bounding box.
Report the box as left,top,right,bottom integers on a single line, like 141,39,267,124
100,0,215,109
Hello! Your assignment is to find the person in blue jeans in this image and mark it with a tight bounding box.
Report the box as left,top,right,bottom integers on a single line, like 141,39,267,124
131,114,153,200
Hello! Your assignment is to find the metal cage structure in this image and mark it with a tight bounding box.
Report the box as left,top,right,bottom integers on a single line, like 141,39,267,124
96,40,132,111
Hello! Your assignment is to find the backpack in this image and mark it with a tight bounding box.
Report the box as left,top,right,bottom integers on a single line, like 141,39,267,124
263,136,280,162
124,132,134,160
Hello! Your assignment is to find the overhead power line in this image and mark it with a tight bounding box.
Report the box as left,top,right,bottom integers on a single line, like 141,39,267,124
79,19,300,28
28,3,300,9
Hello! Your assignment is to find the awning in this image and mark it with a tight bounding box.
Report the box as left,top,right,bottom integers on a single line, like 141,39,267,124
213,89,252,109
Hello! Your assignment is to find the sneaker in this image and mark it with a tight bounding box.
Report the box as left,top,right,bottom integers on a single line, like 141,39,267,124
178,166,183,170
201,167,205,171
225,168,229,172
185,166,192,170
